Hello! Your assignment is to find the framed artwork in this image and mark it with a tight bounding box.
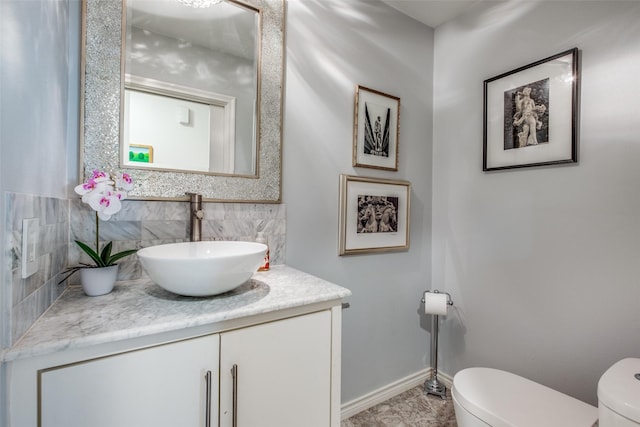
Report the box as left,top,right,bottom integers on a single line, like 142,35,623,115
353,85,400,171
129,144,154,163
339,174,410,256
483,48,579,171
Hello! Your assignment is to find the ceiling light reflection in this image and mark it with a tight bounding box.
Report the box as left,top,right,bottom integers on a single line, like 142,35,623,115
176,0,222,9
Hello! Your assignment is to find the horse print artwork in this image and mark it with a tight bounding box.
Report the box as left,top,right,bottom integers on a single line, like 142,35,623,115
356,195,398,234
339,174,410,255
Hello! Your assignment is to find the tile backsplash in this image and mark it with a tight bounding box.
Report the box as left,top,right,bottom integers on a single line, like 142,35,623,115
4,193,69,347
3,194,285,348
69,200,286,282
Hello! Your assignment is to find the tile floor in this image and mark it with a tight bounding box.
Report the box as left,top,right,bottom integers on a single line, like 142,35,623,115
341,385,458,427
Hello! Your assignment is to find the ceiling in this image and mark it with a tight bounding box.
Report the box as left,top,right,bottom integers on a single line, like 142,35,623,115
127,0,257,59
381,0,503,28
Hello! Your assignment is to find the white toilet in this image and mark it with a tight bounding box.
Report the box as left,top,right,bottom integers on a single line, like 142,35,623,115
452,358,640,427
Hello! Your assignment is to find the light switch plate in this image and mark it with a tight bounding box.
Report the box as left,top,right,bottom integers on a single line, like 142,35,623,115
21,218,39,279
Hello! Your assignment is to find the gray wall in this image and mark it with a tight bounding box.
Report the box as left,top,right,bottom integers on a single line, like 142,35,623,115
283,0,434,402
1,0,80,349
1,0,79,199
433,1,640,405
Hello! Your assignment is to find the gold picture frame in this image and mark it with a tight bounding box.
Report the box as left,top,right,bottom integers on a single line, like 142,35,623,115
128,144,154,164
339,174,410,255
353,86,400,171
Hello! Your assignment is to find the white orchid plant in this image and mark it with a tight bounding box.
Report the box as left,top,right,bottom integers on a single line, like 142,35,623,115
60,170,138,282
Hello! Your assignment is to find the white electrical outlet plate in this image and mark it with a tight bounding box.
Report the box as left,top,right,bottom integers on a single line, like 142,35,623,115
21,218,39,279
178,106,190,125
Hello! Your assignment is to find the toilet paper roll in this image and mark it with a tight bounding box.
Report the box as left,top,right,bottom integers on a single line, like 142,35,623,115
424,291,449,316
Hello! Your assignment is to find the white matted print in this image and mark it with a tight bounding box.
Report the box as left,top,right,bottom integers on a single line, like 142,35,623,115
339,175,410,255
353,86,400,171
483,48,579,171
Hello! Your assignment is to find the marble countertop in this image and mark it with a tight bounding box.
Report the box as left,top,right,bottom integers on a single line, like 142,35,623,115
4,265,351,362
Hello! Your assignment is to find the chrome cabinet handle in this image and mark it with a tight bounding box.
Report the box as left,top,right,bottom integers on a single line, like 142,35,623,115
231,364,238,427
205,370,212,427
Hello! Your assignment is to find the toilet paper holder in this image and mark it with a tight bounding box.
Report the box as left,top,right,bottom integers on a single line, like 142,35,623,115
421,289,453,312
421,289,453,399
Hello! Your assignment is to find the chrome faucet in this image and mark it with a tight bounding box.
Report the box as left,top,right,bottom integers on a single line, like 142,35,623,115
187,193,204,242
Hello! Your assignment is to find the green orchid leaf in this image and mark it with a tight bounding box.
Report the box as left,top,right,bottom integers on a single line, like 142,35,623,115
57,262,96,285
100,241,113,264
57,266,83,285
74,240,106,267
107,249,138,265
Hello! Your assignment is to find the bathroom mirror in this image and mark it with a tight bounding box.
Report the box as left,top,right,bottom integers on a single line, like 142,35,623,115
81,0,284,201
123,0,258,176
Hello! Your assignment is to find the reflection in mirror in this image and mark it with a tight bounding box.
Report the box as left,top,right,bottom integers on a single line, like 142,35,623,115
123,0,259,176
81,0,283,202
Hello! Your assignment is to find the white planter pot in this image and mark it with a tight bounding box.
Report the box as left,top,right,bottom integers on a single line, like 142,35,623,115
80,265,119,296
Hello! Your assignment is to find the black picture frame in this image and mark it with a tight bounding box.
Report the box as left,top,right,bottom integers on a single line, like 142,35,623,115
483,48,579,171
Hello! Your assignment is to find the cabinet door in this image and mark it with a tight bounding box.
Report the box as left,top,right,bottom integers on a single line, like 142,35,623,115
220,311,332,427
40,334,219,427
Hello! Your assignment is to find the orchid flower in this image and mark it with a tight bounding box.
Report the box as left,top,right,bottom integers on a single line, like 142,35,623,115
114,172,134,192
88,189,123,221
60,170,138,283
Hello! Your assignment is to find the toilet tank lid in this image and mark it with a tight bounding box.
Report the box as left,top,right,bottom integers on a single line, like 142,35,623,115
453,367,597,427
598,358,640,422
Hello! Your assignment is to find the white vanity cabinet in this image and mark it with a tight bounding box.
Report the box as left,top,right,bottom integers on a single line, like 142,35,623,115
40,334,220,427
4,266,351,427
220,310,333,427
7,307,342,427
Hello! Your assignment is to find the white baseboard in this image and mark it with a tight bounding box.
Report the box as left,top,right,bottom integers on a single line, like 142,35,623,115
340,368,454,420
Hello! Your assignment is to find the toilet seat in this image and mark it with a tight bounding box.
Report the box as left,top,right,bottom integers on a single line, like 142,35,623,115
452,367,598,427
598,358,640,424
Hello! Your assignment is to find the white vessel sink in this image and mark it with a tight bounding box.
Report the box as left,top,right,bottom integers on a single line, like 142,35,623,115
137,241,268,297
